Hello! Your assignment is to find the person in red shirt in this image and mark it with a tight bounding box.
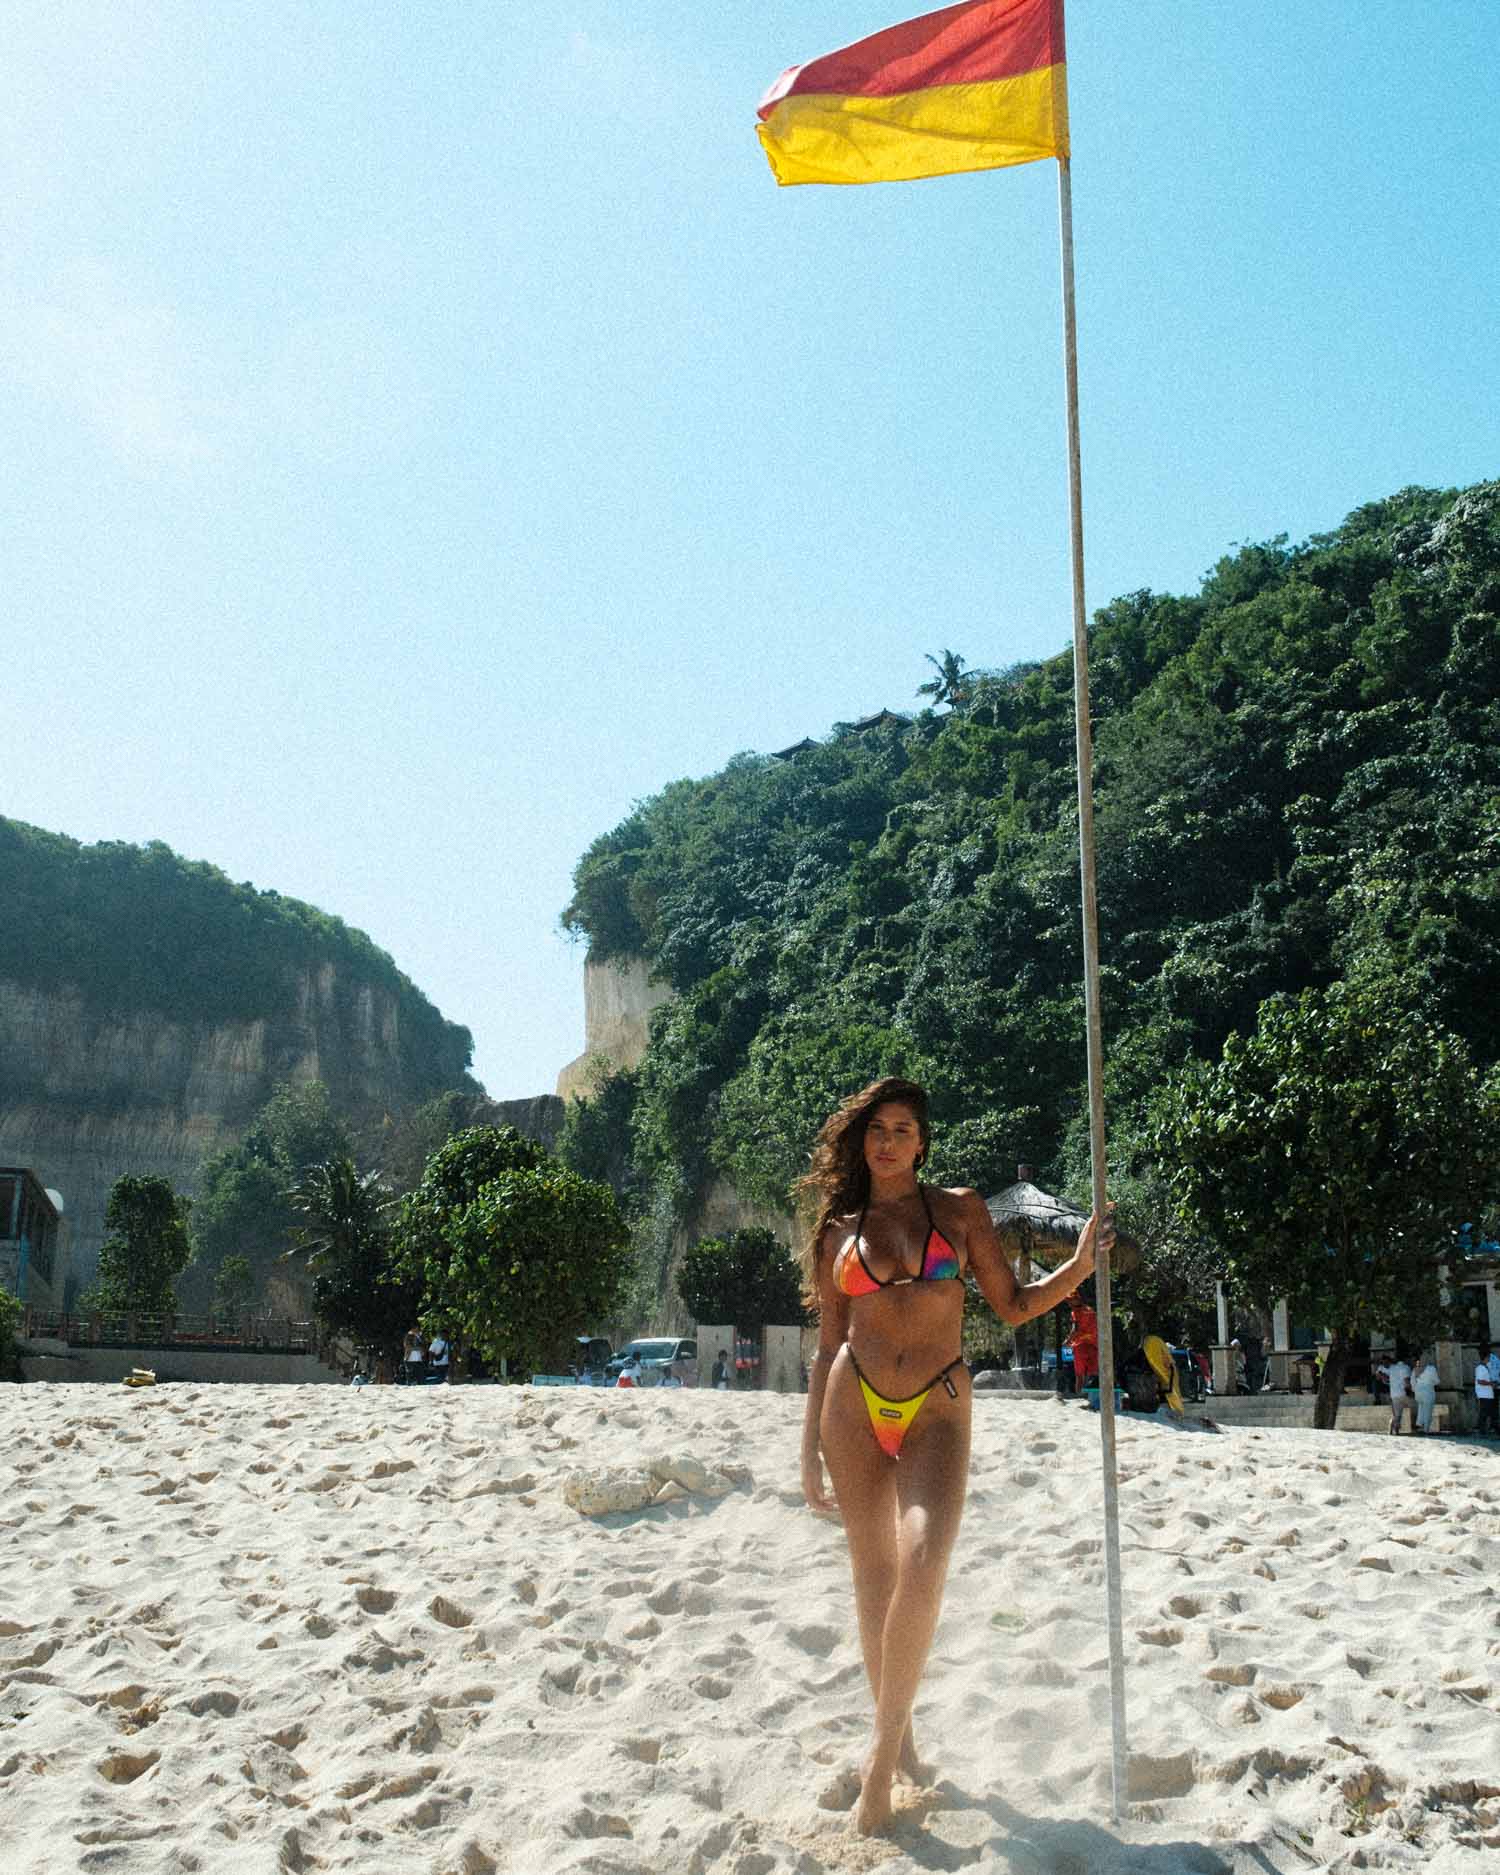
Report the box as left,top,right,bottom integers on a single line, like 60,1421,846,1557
1065,1295,1099,1391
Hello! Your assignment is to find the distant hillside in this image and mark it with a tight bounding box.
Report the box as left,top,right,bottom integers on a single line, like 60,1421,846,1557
0,821,479,1288
560,480,1500,1246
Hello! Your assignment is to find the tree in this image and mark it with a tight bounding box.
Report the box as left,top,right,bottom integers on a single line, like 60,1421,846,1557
191,1082,354,1308
391,1126,550,1299
92,1175,194,1316
916,647,972,711
284,1157,392,1272
675,1227,808,1335
0,1289,22,1382
211,1254,255,1318
1151,984,1500,1428
411,1164,631,1379
283,1157,419,1371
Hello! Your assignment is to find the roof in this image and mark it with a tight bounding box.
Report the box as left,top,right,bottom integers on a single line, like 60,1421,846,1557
985,1178,1139,1273
843,708,911,733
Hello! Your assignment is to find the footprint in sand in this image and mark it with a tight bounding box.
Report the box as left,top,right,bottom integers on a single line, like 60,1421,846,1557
786,1623,840,1659
430,1596,474,1629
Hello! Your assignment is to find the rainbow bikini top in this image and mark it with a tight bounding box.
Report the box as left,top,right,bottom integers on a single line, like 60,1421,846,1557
833,1186,962,1296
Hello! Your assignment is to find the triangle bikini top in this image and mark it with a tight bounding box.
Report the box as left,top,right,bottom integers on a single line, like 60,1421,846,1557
832,1185,962,1297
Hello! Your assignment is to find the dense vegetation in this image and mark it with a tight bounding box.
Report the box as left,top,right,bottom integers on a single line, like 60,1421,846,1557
391,1127,630,1377
560,482,1500,1304
87,1174,195,1316
1153,982,1500,1423
0,818,475,1096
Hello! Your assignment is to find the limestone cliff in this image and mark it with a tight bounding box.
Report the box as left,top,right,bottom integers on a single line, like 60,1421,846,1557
0,967,477,1294
555,956,673,1100
553,956,794,1279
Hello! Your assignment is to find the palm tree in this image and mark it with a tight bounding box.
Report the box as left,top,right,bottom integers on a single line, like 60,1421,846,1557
916,647,972,711
282,1157,390,1272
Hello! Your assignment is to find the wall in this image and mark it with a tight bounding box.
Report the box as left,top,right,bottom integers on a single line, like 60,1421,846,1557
17,1341,344,1385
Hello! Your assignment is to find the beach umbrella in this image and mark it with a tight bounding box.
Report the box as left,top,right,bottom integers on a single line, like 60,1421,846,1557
986,1174,1140,1274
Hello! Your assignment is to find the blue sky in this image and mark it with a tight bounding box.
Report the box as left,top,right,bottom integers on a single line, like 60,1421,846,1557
4,1,1497,1099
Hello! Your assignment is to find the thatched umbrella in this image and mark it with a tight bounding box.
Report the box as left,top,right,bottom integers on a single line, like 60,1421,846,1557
986,1167,1139,1274
984,1167,1138,1380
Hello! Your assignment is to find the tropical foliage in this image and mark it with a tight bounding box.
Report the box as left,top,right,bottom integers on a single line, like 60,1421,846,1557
210,1254,255,1318
190,1082,355,1310
90,1174,195,1316
391,1126,630,1377
1151,984,1500,1426
0,1289,22,1381
559,482,1500,1326
285,1155,418,1368
674,1227,808,1335
0,816,475,1092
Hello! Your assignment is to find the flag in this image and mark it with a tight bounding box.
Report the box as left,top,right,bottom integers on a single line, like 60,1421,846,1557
757,0,1067,188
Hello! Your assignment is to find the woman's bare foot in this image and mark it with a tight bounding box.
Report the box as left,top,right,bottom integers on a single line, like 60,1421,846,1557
855,1765,895,1837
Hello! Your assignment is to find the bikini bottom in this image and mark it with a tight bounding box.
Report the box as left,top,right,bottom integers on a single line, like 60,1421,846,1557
846,1345,965,1458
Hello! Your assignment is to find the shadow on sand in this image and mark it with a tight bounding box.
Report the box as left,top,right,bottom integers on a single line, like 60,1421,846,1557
880,1785,1308,1875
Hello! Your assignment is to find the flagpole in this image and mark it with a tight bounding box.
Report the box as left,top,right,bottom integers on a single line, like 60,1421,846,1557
1056,151,1128,1825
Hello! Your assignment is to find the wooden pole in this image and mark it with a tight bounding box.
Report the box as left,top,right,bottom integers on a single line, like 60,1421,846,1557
1057,152,1128,1823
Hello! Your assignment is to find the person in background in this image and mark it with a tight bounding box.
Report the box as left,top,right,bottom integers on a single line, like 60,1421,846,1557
1410,1352,1439,1435
711,1348,731,1390
659,1362,683,1388
403,1329,426,1385
427,1329,452,1383
1385,1348,1414,1435
616,1351,643,1388
1064,1294,1098,1394
1229,1338,1248,1393
1475,1345,1498,1435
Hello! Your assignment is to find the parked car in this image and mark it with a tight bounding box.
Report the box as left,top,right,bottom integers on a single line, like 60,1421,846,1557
574,1336,613,1384
605,1336,698,1386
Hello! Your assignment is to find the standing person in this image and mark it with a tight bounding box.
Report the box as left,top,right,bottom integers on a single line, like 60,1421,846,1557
1385,1349,1414,1435
711,1348,731,1390
1411,1352,1439,1435
402,1329,426,1385
798,1077,1110,1837
427,1329,452,1383
1064,1294,1099,1394
1475,1345,1498,1435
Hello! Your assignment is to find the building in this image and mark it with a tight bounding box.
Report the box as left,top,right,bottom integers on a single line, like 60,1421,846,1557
0,1169,67,1310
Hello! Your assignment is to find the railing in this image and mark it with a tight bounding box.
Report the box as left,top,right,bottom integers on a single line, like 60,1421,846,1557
21,1307,315,1356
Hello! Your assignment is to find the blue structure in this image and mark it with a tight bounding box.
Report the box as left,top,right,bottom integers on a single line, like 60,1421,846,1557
0,1169,64,1308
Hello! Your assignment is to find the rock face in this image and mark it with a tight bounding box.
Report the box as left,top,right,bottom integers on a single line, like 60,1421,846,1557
0,969,479,1295
554,957,673,1101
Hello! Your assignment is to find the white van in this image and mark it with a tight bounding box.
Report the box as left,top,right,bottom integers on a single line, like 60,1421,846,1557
605,1337,698,1386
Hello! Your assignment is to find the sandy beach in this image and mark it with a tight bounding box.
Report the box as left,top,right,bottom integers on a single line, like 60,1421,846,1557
2,1383,1497,1875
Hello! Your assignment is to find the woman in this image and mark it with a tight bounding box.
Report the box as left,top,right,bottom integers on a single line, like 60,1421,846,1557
799,1077,1110,1837
1410,1351,1439,1434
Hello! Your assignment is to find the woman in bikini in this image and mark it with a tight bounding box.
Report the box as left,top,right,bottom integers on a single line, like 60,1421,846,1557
798,1076,1111,1837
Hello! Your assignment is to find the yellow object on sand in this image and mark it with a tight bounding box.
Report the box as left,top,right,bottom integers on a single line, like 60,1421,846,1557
1143,1337,1183,1416
123,1368,156,1388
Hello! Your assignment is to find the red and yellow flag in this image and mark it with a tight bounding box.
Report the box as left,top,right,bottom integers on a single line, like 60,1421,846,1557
757,0,1068,188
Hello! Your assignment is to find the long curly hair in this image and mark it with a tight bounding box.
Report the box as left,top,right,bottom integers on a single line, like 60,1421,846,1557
795,1077,930,1293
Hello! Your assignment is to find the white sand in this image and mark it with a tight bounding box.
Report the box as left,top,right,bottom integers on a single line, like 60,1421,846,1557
2,1385,1498,1875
